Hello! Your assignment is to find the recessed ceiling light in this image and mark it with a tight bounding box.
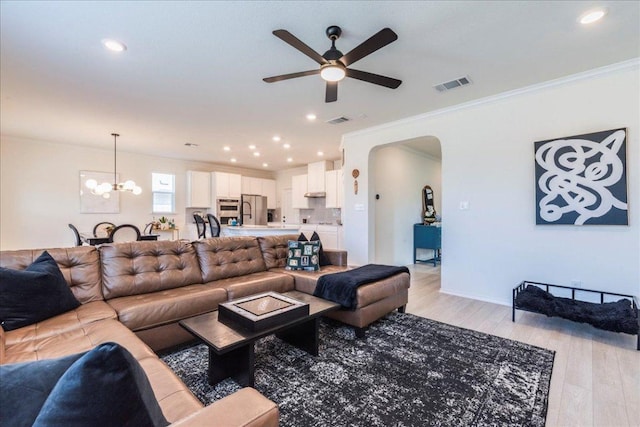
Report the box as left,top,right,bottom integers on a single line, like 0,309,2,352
306,113,317,121
248,144,256,150
287,157,293,162
223,146,231,151
230,158,237,163
102,39,127,52
262,163,268,167
253,152,260,157
272,135,281,142
283,143,291,149
579,8,607,24
317,151,324,156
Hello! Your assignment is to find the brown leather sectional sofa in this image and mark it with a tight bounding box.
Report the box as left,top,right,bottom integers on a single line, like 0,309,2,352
0,235,410,426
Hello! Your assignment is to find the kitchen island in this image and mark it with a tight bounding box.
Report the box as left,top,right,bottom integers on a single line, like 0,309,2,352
221,225,300,237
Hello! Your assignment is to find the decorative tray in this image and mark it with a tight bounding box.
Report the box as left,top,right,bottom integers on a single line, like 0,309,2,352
218,292,310,331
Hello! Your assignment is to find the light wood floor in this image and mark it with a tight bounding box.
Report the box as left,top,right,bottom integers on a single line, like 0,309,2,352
405,264,639,427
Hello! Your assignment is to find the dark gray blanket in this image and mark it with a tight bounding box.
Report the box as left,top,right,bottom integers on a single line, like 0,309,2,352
515,285,638,335
313,264,410,310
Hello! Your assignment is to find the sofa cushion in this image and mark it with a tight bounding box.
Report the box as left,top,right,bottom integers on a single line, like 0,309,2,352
100,241,203,300
3,301,117,346
194,237,268,282
0,251,80,331
33,342,168,427
285,240,320,271
3,318,156,364
0,246,104,304
0,352,85,427
257,234,299,269
106,284,227,331
276,265,348,294
214,270,295,300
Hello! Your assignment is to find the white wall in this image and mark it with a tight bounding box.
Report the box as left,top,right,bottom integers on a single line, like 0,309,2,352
0,136,273,250
372,144,441,265
342,60,640,304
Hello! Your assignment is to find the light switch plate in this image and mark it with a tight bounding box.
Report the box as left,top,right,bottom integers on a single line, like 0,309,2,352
354,203,365,211
459,201,469,210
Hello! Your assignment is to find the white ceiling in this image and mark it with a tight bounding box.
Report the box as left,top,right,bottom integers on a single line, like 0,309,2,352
1,1,638,171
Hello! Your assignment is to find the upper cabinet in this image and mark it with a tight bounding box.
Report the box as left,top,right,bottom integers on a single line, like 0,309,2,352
262,179,277,209
241,177,277,209
212,172,242,199
292,174,310,209
186,171,211,207
307,161,333,193
325,169,344,208
241,176,262,195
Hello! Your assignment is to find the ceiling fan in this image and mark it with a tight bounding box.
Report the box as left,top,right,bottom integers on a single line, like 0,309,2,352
263,26,402,103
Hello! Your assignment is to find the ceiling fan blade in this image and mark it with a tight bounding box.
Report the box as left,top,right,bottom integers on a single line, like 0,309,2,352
339,28,398,67
273,29,328,65
263,69,320,83
346,68,402,89
325,82,338,103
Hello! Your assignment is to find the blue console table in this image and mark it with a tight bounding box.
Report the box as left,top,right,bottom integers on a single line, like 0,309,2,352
413,223,441,266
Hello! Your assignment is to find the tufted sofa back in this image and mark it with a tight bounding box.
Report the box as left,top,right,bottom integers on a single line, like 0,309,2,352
257,234,299,269
193,236,267,283
100,240,202,300
0,246,104,304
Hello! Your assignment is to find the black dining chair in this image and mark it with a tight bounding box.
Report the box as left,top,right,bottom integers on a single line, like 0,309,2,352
206,214,222,238
68,224,82,247
93,221,115,238
194,214,207,239
143,222,154,235
108,224,141,243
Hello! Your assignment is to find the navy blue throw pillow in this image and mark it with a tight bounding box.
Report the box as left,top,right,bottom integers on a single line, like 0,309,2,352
0,352,86,427
33,342,168,427
0,251,80,331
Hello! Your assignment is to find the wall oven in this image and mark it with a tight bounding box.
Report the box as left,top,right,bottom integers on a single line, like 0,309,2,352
216,198,240,224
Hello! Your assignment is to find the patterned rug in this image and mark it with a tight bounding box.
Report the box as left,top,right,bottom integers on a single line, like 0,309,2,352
161,312,554,426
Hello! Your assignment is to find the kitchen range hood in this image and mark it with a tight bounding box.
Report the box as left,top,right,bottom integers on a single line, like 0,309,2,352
304,191,326,198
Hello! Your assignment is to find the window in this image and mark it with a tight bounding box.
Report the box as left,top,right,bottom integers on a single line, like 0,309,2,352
152,173,175,213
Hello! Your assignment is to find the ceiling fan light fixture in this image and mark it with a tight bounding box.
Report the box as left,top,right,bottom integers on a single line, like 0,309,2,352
320,63,346,82
102,39,127,52
579,8,607,24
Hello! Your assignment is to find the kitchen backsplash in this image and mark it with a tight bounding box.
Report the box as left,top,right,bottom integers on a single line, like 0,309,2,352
298,197,342,224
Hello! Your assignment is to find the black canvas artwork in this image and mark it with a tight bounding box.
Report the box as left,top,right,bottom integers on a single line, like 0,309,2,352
534,128,628,225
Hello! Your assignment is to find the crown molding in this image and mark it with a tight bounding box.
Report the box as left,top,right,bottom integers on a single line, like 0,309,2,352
344,58,640,140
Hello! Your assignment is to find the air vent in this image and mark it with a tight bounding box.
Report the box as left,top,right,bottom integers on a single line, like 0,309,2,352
326,116,350,125
434,76,472,92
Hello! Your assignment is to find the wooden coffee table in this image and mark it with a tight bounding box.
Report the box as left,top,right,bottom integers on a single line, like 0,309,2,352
179,290,340,387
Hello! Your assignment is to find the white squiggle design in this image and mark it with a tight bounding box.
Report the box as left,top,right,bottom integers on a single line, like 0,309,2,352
536,130,627,225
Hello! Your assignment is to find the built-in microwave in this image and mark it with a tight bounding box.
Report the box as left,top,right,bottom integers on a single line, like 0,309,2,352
216,198,240,223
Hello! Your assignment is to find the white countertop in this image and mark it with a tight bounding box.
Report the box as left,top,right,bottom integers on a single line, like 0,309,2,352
221,225,300,237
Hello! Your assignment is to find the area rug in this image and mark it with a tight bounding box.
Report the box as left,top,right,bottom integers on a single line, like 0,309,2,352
161,312,554,426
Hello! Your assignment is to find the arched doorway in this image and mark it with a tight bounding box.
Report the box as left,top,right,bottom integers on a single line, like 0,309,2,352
370,136,442,265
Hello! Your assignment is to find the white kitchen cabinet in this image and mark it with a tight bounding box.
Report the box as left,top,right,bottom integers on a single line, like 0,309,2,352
291,174,309,209
241,176,263,195
307,161,333,193
316,225,338,250
325,169,344,208
262,179,276,209
186,171,211,207
212,172,242,199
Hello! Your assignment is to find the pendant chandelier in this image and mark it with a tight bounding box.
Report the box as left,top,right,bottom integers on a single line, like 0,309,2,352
85,133,142,198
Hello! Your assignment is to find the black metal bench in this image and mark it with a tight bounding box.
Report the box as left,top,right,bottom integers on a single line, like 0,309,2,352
513,280,639,350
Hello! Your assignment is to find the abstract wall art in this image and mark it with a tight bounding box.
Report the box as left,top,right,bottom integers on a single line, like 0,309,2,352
534,128,628,225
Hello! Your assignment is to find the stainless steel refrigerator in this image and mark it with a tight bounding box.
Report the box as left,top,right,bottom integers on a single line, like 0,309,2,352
240,194,268,226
